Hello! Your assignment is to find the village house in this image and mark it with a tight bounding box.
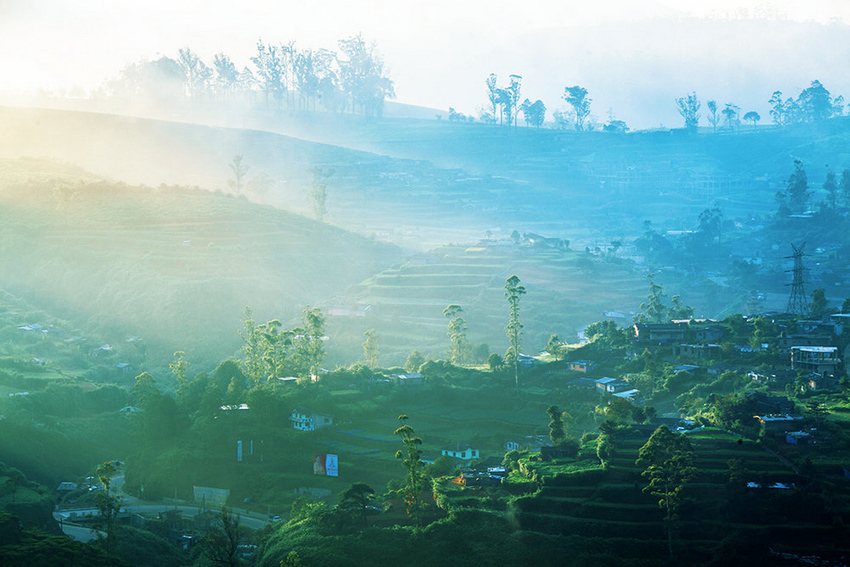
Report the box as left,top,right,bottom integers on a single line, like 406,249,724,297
790,346,840,377
569,359,596,373
290,407,333,431
390,373,424,386
633,323,686,345
441,442,479,461
754,414,804,434
595,377,630,393
675,344,721,360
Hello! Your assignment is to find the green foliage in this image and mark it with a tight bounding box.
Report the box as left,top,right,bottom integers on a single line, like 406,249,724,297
504,275,526,385
362,329,379,368
636,425,696,558
443,304,469,365
393,415,428,522
403,350,425,373
546,405,567,446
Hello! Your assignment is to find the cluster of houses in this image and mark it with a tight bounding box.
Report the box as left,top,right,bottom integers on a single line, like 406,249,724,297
631,314,845,392
567,375,640,401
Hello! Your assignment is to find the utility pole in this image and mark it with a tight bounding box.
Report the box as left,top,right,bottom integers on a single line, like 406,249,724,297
786,242,807,316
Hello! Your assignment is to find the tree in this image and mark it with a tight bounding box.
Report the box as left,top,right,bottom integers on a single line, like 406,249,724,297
697,207,723,244
809,288,830,320
721,103,740,130
177,47,210,99
308,167,334,221
486,74,500,126
504,275,526,386
675,92,700,131
669,295,693,320
363,329,379,368
201,507,243,566
823,167,838,211
252,40,284,106
636,426,696,559
547,405,567,446
404,350,425,373
227,154,250,195
339,483,375,526
563,86,591,131
841,169,850,210
295,306,327,372
743,111,760,129
706,99,720,132
95,461,120,553
337,34,395,117
784,159,810,214
769,91,786,125
634,275,668,324
521,98,546,128
394,415,427,521
798,80,834,121
212,53,240,100
443,304,469,365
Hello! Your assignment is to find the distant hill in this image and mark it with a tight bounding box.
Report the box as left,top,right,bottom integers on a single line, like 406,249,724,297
0,158,404,366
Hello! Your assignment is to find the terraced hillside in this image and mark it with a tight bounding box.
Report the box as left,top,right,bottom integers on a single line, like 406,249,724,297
512,428,849,563
330,242,648,365
0,158,404,367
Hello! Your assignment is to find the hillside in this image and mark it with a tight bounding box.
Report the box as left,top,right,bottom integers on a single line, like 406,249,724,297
0,158,404,367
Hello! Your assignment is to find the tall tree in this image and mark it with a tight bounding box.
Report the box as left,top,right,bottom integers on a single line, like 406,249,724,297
486,73,500,125
505,75,522,128
706,99,720,132
337,34,395,117
721,103,740,130
308,166,334,221
339,483,375,527
252,40,284,106
675,92,700,131
443,304,469,365
201,507,244,567
743,110,760,129
295,306,326,372
634,275,668,324
823,167,838,211
227,154,250,195
636,426,696,559
504,275,526,386
841,169,850,209
177,47,210,98
769,91,786,125
394,415,427,522
95,461,120,553
363,329,379,368
521,98,546,128
563,86,591,131
809,288,830,320
212,53,240,100
798,80,834,121
784,159,810,214
546,405,567,446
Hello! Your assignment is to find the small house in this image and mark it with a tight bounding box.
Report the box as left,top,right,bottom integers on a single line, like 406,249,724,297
596,377,629,393
790,346,840,377
291,407,333,431
633,323,686,345
569,360,595,373
390,373,424,386
442,443,479,461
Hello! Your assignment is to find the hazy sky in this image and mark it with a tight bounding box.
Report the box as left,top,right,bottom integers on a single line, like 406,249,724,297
2,0,850,123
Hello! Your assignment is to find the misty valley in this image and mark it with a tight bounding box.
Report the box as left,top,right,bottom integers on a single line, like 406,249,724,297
4,27,850,567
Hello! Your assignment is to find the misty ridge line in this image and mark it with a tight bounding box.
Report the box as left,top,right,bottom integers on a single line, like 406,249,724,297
13,21,848,135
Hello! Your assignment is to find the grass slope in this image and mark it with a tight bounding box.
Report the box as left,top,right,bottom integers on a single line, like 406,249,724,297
0,157,404,367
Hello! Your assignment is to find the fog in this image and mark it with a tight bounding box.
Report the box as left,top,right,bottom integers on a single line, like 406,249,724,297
4,1,850,127
3,2,850,565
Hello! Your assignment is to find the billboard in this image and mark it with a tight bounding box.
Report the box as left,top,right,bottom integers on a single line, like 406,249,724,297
313,453,338,477
193,486,230,508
